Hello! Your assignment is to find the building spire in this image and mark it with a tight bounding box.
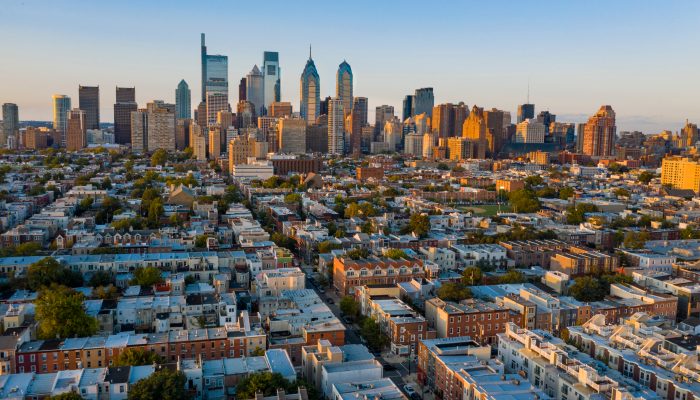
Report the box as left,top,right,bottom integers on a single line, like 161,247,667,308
309,44,312,59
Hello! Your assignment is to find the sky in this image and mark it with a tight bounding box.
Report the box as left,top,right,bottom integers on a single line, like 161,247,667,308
1,0,699,133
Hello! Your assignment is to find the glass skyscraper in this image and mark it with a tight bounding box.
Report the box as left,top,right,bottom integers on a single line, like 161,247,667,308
176,80,191,119
246,65,264,119
336,61,353,116
413,87,434,118
79,85,100,129
300,50,320,124
52,95,71,146
262,51,280,115
1,103,19,147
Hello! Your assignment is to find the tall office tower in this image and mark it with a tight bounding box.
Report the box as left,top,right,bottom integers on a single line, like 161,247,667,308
549,122,575,146
306,116,329,153
517,103,535,123
205,53,228,95
262,51,281,114
237,101,256,128
681,120,698,148
66,109,87,151
431,103,455,140
414,113,430,135
216,110,235,130
52,95,71,146
209,127,221,158
175,118,192,150
575,123,586,152
336,61,353,115
270,102,292,118
514,119,546,143
536,111,556,135
143,101,176,151
328,97,345,155
200,33,207,102
78,86,100,129
277,118,307,154
114,87,137,145
300,50,321,124
661,156,700,192
484,108,505,155
404,132,423,157
246,65,264,118
383,117,402,152
462,105,487,159
176,80,191,120
346,109,363,158
2,103,19,147
375,105,395,139
413,88,434,117
239,78,247,102
402,95,414,120
581,105,616,157
206,92,228,127
453,103,469,137
228,134,256,170
257,116,278,153
24,127,50,150
352,97,368,127
361,125,374,153
320,96,331,116
131,109,148,152
191,125,207,161
195,102,207,127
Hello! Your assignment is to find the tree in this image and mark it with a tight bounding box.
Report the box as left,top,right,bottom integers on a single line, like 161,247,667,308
408,213,431,238
14,242,41,256
614,188,630,198
569,276,606,302
271,233,296,251
194,235,209,248
88,271,114,287
115,348,165,366
35,284,98,339
385,249,407,260
284,193,302,204
127,369,188,400
436,282,472,302
508,189,541,213
130,266,163,287
147,198,164,228
339,296,360,319
49,393,84,400
559,187,575,200
251,346,266,356
150,149,168,167
623,231,650,249
360,317,389,351
27,257,83,291
566,203,599,225
461,267,483,286
345,248,369,260
236,372,293,399
318,241,342,254
524,175,544,187
94,285,119,300
638,171,655,184
497,269,526,284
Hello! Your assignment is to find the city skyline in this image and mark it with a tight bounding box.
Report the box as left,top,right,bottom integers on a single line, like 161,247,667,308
1,0,699,133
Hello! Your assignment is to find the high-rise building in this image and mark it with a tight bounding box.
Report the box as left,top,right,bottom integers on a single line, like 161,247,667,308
320,96,331,116
661,157,700,192
307,116,328,153
383,117,402,152
462,105,487,159
270,102,293,118
131,109,148,152
375,105,395,139
413,88,434,117
228,134,256,171
581,105,616,157
680,120,698,148
209,127,221,158
336,61,353,115
66,108,87,151
146,101,176,151
195,102,207,127
239,78,247,102
550,122,575,146
536,111,556,135
114,87,137,145
205,54,228,95
353,97,368,127
24,127,50,150
514,119,546,143
200,33,207,102
79,86,100,129
246,65,264,118
414,113,431,135
277,118,306,154
402,95,414,120
432,103,455,140
346,109,363,158
258,116,278,153
237,101,256,129
404,132,423,157
447,137,478,161
206,92,228,127
328,97,345,155
300,50,320,124
453,103,469,137
263,51,281,114
484,108,505,154
191,124,207,161
175,118,192,150
176,80,191,120
517,103,535,123
52,95,71,147
2,103,19,147
216,111,235,130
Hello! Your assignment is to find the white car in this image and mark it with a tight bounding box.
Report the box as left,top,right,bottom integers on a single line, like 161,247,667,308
403,385,417,396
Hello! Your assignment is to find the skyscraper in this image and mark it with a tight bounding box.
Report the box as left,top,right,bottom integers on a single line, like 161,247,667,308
176,80,191,119
52,95,71,147
320,96,331,116
581,105,616,157
484,108,505,154
131,109,148,153
239,78,247,102
346,109,363,158
328,97,345,155
681,120,698,148
206,92,228,127
453,103,469,137
517,103,535,123
114,87,137,145
515,119,546,143
66,108,87,151
413,88,434,117
462,105,487,159
536,111,556,134
402,95,414,121
246,65,264,118
375,105,395,139
200,33,207,102
432,103,456,140
205,54,228,95
263,51,281,114
300,49,320,124
146,101,176,152
79,86,100,129
277,118,307,154
2,103,19,147
353,97,368,127
336,61,353,115
270,102,293,118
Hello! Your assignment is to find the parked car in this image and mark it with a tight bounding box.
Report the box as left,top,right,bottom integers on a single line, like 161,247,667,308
403,385,417,397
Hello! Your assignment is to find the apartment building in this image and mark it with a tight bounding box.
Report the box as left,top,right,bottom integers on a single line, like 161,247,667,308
332,255,424,296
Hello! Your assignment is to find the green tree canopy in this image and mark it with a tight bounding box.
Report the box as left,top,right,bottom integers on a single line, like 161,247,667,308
318,241,342,254
407,213,431,238
49,392,84,400
359,317,389,351
115,348,165,366
566,203,599,225
130,266,163,287
27,257,83,291
236,372,293,400
508,189,541,213
384,249,407,260
339,296,360,319
461,266,483,286
638,171,655,184
559,187,575,200
150,149,168,167
436,282,472,302
35,284,98,340
127,369,188,400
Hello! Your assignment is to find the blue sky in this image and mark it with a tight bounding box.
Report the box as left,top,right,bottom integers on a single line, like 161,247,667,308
1,0,698,133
